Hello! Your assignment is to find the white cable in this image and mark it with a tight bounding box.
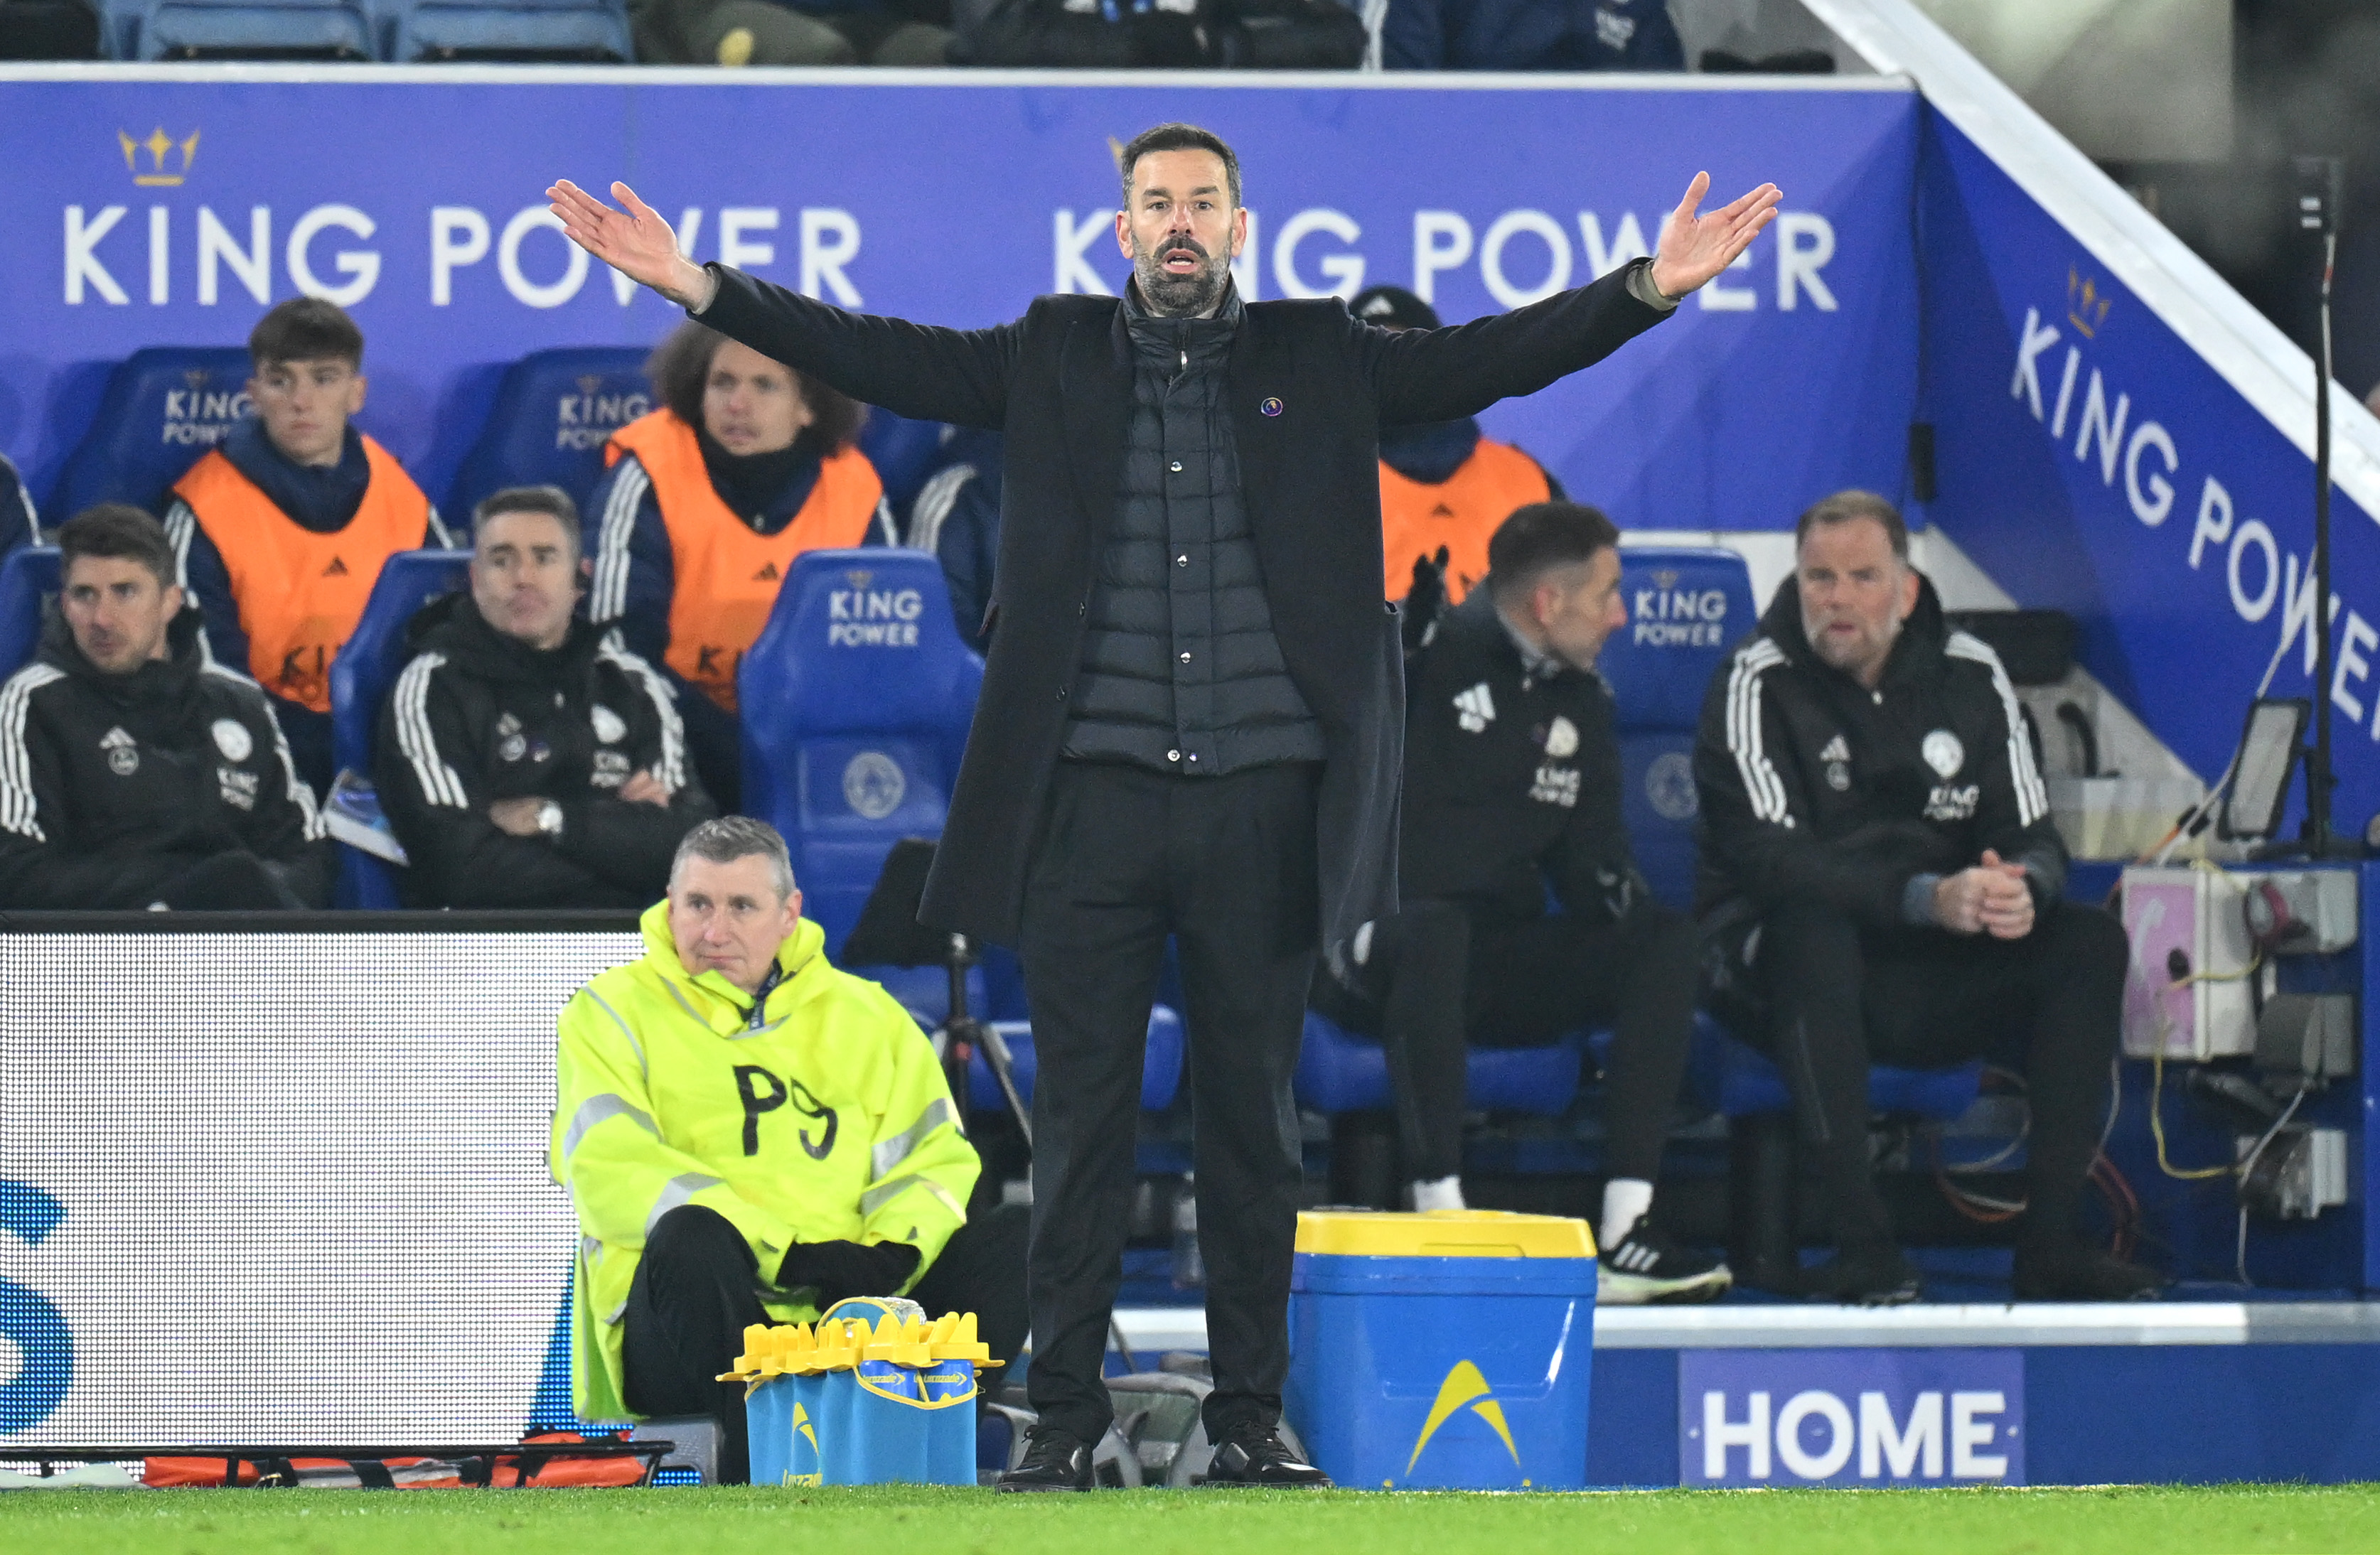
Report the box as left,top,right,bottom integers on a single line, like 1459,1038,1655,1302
2155,625,2298,864
2231,1085,2309,1286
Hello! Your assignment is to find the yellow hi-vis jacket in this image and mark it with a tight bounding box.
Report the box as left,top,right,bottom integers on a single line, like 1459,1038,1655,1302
552,900,977,1422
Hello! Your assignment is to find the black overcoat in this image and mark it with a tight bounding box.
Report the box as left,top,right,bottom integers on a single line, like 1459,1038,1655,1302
699,262,1670,946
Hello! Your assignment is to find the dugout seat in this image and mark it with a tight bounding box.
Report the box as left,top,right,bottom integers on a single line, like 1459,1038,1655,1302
380,0,631,59
446,348,650,525
47,348,253,515
326,549,471,908
740,549,982,1018
102,0,370,57
967,1008,1185,1114
0,547,62,679
854,409,951,518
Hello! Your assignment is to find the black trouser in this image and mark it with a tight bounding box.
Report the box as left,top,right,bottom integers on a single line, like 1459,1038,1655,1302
620,1202,1031,1485
1740,898,2128,1251
1016,758,1319,1446
1327,898,1701,1185
675,684,742,817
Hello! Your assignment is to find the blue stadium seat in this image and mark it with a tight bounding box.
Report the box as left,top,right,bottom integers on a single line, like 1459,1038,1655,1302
1294,1010,1583,1118
0,548,62,679
381,0,631,60
740,549,982,1012
856,409,950,517
967,1007,1185,1114
109,0,372,58
446,348,651,527
1686,1011,1983,1120
1599,546,1757,913
327,549,471,908
47,348,252,517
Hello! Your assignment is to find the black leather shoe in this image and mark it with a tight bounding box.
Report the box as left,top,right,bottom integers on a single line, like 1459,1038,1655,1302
2012,1243,2165,1301
1201,1428,1332,1487
1802,1245,1923,1307
995,1427,1094,1492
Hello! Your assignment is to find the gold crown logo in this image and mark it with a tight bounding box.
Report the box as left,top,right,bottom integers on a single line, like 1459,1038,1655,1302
844,569,874,590
119,127,200,187
577,375,603,395
183,368,210,389
2067,267,2111,339
1651,569,1680,591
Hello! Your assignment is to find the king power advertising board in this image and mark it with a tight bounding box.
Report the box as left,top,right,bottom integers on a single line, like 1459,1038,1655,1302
1919,115,2380,827
0,76,1918,532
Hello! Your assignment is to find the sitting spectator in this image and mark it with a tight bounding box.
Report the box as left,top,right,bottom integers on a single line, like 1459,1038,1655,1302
630,0,950,66
377,487,713,910
0,451,38,556
1314,503,1728,1303
554,816,1025,1484
0,505,327,909
587,321,896,810
1693,490,2157,1303
1383,0,1681,70
163,297,451,798
1352,286,1563,605
904,426,1002,654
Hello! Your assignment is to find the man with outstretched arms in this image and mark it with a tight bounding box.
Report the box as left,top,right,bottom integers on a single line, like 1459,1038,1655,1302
550,129,1776,1490
552,817,1025,1485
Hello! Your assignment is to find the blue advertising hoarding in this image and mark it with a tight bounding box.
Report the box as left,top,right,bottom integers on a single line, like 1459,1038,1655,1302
1918,112,2380,827
1679,1347,2025,1487
0,72,1919,533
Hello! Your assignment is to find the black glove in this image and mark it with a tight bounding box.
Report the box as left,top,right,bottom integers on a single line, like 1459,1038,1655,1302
776,1239,921,1306
1402,546,1449,660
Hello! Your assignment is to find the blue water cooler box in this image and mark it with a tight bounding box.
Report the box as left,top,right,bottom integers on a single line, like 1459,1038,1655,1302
1285,1210,1598,1490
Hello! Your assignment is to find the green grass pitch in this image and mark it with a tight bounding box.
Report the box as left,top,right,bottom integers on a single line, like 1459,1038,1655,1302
5,1484,2380,1554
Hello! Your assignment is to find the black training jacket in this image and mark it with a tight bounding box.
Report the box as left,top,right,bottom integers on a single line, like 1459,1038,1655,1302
375,593,714,909
0,605,327,908
1691,573,2064,930
1398,588,1648,923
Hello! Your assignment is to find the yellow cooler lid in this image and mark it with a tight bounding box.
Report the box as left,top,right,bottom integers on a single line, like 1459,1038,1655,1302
1294,1209,1594,1259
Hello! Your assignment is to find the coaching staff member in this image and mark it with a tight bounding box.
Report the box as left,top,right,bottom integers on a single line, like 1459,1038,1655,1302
550,128,1777,1490
1694,491,2157,1305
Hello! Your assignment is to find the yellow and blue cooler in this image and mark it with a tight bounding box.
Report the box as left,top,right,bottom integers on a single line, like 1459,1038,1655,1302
1285,1210,1596,1490
722,1297,994,1487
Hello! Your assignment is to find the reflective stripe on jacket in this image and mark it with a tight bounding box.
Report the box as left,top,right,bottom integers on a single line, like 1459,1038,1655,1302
552,900,976,1423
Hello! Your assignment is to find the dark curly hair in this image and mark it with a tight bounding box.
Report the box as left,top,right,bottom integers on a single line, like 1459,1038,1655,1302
645,322,864,454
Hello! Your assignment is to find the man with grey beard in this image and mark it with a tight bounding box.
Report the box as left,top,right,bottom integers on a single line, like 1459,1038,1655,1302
547,124,1777,1490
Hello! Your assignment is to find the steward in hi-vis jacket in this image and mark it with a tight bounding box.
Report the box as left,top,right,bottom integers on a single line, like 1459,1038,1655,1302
552,879,1023,1482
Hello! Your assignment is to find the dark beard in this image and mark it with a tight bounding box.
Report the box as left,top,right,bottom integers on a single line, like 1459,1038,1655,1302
1132,236,1230,318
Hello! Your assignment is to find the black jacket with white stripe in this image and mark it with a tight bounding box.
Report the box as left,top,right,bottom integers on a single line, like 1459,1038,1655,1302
1691,573,2063,932
0,604,327,909
375,593,714,909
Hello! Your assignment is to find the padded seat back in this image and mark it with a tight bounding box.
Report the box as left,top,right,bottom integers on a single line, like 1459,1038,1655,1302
130,0,371,57
48,348,253,516
1294,1010,1582,1119
0,548,63,679
1599,547,1755,912
740,549,982,958
855,409,948,517
383,0,632,60
326,549,470,908
447,348,651,524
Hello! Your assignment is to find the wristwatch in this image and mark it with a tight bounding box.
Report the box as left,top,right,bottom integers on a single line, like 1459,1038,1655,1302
535,800,564,839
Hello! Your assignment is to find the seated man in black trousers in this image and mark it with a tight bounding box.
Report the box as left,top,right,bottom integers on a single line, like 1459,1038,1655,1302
1314,502,1731,1304
1692,489,2157,1305
552,817,1027,1483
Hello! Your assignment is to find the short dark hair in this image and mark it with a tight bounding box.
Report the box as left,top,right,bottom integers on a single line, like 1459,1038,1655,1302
1795,490,1909,561
473,485,581,561
249,296,364,371
646,322,864,455
1119,123,1242,211
57,504,177,591
1486,502,1621,602
672,815,795,900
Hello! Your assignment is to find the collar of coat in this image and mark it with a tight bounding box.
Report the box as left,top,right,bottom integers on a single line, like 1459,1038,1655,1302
636,898,827,1033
